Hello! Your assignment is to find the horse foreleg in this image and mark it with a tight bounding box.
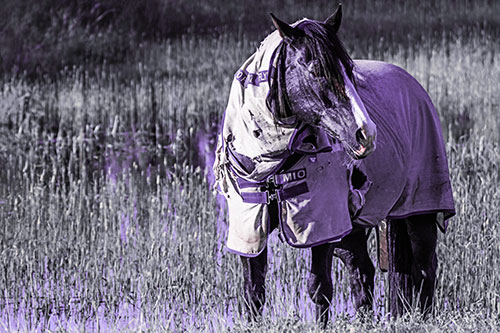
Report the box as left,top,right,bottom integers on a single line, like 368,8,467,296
387,214,437,317
240,247,268,321
308,243,334,328
333,226,375,315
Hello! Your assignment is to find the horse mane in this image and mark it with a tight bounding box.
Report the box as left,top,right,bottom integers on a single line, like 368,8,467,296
267,19,355,125
297,20,355,97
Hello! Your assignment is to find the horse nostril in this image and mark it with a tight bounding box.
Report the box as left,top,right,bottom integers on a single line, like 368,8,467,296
356,128,367,144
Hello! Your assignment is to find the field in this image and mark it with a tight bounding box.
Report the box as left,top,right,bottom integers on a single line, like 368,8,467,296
0,1,499,332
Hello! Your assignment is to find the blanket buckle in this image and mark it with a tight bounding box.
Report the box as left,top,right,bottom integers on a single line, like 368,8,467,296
265,175,279,204
266,192,277,205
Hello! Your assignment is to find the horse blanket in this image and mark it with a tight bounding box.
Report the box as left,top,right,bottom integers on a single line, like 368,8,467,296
215,33,455,256
215,30,355,256
351,60,455,229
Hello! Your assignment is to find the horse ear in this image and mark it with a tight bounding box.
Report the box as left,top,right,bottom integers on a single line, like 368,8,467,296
270,13,299,44
324,3,342,33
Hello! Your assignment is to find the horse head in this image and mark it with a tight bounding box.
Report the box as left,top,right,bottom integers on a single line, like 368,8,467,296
270,5,376,159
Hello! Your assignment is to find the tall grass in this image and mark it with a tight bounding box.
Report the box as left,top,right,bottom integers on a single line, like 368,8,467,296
1,5,499,333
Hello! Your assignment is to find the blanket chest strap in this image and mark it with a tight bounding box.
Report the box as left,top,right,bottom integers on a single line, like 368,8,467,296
239,182,309,204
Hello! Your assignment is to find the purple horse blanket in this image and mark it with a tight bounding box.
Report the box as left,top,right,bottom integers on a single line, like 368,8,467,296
353,60,455,229
215,51,455,256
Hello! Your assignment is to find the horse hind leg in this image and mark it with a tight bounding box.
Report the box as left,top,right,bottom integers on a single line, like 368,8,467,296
308,243,335,328
387,214,437,317
240,248,268,321
387,218,413,317
333,226,375,316
406,213,438,316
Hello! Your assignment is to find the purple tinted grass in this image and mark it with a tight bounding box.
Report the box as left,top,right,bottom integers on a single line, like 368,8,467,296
120,213,130,244
196,130,216,186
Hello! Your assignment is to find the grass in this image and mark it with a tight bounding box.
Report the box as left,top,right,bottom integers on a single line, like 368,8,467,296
0,2,500,332
2,0,500,78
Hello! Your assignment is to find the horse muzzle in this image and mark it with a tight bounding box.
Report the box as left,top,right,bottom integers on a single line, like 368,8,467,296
353,126,376,159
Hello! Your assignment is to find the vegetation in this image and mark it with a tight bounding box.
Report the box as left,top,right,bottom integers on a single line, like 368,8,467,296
1,0,500,78
0,0,499,331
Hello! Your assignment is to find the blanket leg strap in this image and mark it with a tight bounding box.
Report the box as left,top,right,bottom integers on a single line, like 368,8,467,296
377,220,389,272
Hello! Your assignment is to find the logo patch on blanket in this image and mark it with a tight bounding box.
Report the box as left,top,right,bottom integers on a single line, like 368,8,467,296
275,168,306,184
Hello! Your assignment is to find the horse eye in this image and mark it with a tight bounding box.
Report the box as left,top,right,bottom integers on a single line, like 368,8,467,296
297,58,307,67
297,56,309,68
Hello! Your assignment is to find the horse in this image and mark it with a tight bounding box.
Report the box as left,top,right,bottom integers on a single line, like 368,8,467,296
213,4,455,327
